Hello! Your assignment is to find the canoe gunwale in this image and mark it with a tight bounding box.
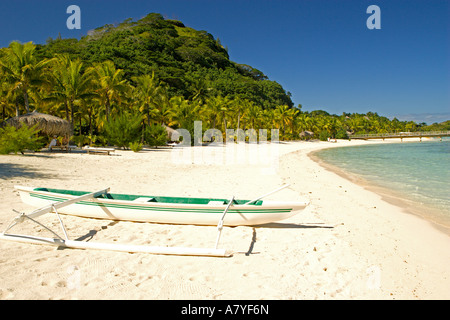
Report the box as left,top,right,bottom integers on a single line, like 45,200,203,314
32,187,264,207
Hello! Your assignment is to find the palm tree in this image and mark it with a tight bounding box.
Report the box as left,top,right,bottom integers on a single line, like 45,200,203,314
90,60,129,124
246,101,261,130
45,54,71,120
0,77,19,119
274,105,291,138
189,76,210,104
156,89,176,127
204,95,229,130
170,97,205,145
323,117,340,138
47,55,94,129
0,41,53,114
297,113,314,132
231,97,249,132
261,108,276,130
390,117,403,133
167,96,184,128
287,107,299,137
347,116,365,134
218,95,232,134
132,72,161,127
172,96,201,129
78,96,99,138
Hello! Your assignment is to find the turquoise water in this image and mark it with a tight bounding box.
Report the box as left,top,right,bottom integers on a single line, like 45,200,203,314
315,139,450,227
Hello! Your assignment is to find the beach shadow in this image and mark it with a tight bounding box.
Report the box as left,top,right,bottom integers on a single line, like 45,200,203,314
255,222,334,229
140,148,172,152
74,229,98,242
245,228,257,256
242,223,334,256
19,153,52,158
0,162,55,180
73,221,119,242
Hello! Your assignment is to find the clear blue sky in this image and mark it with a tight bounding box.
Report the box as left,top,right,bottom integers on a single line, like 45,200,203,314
0,0,448,124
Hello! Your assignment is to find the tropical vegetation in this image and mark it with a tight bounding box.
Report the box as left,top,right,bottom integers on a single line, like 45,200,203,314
0,124,43,154
0,13,440,151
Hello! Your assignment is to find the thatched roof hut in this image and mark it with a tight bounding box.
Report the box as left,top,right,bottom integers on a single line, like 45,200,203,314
3,111,71,137
163,124,178,141
299,131,314,139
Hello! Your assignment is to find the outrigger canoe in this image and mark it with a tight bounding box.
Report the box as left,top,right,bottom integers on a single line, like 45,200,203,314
14,186,308,226
2,185,308,256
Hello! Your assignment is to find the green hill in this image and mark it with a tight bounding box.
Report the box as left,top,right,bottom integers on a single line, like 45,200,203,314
422,120,450,131
37,13,293,109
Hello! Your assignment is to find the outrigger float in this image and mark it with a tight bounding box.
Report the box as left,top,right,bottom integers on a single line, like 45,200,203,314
1,184,308,257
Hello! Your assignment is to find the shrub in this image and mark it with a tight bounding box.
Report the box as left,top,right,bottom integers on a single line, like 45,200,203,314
89,135,107,147
72,135,90,147
0,124,43,154
144,124,168,147
129,141,143,152
335,128,349,140
104,113,142,149
318,130,329,141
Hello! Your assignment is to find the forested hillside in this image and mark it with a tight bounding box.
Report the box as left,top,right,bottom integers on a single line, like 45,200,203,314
36,13,293,109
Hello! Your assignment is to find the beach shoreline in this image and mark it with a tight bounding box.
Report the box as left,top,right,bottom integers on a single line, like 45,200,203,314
308,143,450,236
0,140,449,300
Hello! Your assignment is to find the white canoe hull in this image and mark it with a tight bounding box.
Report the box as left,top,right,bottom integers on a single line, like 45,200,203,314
15,186,308,226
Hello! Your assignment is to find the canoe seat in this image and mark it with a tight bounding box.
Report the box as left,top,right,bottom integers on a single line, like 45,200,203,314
134,197,157,202
208,200,226,205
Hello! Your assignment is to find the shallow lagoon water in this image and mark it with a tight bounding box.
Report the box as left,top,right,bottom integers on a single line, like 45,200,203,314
316,139,450,227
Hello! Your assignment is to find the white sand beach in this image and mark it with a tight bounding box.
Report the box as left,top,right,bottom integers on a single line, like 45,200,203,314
0,140,449,300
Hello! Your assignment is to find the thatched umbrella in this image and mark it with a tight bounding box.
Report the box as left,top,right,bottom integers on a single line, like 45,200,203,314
163,124,178,142
299,131,314,139
4,111,71,137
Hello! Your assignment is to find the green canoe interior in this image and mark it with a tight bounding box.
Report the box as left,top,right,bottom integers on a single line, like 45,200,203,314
33,188,263,206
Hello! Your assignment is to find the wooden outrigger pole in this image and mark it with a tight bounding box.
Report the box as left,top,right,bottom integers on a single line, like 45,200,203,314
0,234,231,257
243,184,290,205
